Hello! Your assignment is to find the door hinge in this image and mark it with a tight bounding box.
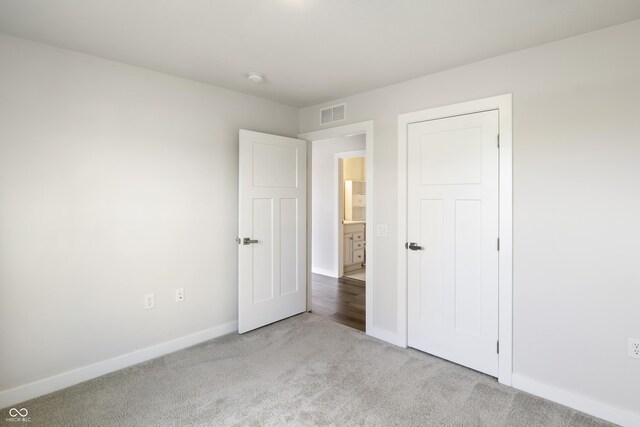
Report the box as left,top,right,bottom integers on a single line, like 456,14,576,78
497,134,500,148
497,341,500,354
497,238,500,251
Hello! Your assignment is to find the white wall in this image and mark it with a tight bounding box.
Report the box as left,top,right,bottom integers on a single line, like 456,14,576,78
0,34,298,394
300,20,640,417
311,135,365,277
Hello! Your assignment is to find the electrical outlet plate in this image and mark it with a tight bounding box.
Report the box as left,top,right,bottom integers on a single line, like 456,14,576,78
144,293,155,310
629,337,640,359
175,288,184,303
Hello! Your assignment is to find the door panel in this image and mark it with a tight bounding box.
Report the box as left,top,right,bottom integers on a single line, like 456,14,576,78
454,199,482,336
251,198,273,303
419,199,444,324
239,130,307,334
252,143,299,188
280,198,299,296
420,127,482,185
407,110,499,377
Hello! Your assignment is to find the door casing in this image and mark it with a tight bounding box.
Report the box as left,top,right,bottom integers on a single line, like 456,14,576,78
398,94,513,385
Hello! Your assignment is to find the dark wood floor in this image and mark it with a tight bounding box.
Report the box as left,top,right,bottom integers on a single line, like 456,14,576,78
311,273,365,332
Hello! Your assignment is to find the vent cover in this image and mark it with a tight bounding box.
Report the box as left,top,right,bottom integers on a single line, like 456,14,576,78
320,103,346,125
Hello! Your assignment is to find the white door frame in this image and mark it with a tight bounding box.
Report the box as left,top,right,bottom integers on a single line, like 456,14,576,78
397,94,513,385
299,121,374,333
336,149,366,278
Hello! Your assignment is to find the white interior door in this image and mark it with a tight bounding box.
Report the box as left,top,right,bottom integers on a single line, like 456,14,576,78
407,110,499,376
238,130,307,334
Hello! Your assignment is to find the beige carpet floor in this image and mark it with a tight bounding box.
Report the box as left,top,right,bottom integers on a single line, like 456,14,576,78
1,313,613,426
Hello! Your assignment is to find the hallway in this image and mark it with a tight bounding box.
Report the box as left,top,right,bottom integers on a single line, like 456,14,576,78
311,273,365,332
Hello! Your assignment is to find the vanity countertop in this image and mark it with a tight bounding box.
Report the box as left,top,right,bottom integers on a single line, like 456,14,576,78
343,220,366,225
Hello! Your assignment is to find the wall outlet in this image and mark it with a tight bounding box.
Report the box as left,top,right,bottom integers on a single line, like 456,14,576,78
175,288,184,303
144,293,155,310
629,337,640,359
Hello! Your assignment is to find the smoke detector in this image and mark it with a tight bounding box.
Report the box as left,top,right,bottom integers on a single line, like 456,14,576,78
246,72,265,83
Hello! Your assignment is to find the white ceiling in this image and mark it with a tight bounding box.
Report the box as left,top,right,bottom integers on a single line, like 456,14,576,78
1,0,640,107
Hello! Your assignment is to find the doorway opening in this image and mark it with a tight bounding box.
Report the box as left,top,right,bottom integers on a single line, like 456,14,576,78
340,154,367,282
300,120,373,335
309,134,366,331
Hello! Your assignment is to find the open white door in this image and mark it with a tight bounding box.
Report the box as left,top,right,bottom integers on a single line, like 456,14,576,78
238,130,307,334
407,110,499,376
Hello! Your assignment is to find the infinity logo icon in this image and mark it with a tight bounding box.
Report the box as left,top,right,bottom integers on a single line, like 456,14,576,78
9,408,28,417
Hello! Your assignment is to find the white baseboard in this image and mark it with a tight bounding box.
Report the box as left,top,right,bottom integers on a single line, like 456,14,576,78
0,320,238,409
311,266,338,278
367,326,406,347
512,374,640,427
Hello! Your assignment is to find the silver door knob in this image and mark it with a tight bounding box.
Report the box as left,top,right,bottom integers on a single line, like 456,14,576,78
242,237,259,245
407,242,423,251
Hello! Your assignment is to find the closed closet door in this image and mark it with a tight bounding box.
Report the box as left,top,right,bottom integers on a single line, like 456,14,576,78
407,110,499,377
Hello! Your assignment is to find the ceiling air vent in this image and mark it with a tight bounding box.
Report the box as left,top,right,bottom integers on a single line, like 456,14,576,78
320,103,346,125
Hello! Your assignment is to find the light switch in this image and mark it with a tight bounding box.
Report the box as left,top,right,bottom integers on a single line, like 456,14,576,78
376,224,388,238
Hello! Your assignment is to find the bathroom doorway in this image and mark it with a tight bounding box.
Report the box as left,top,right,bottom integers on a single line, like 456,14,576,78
339,154,367,282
